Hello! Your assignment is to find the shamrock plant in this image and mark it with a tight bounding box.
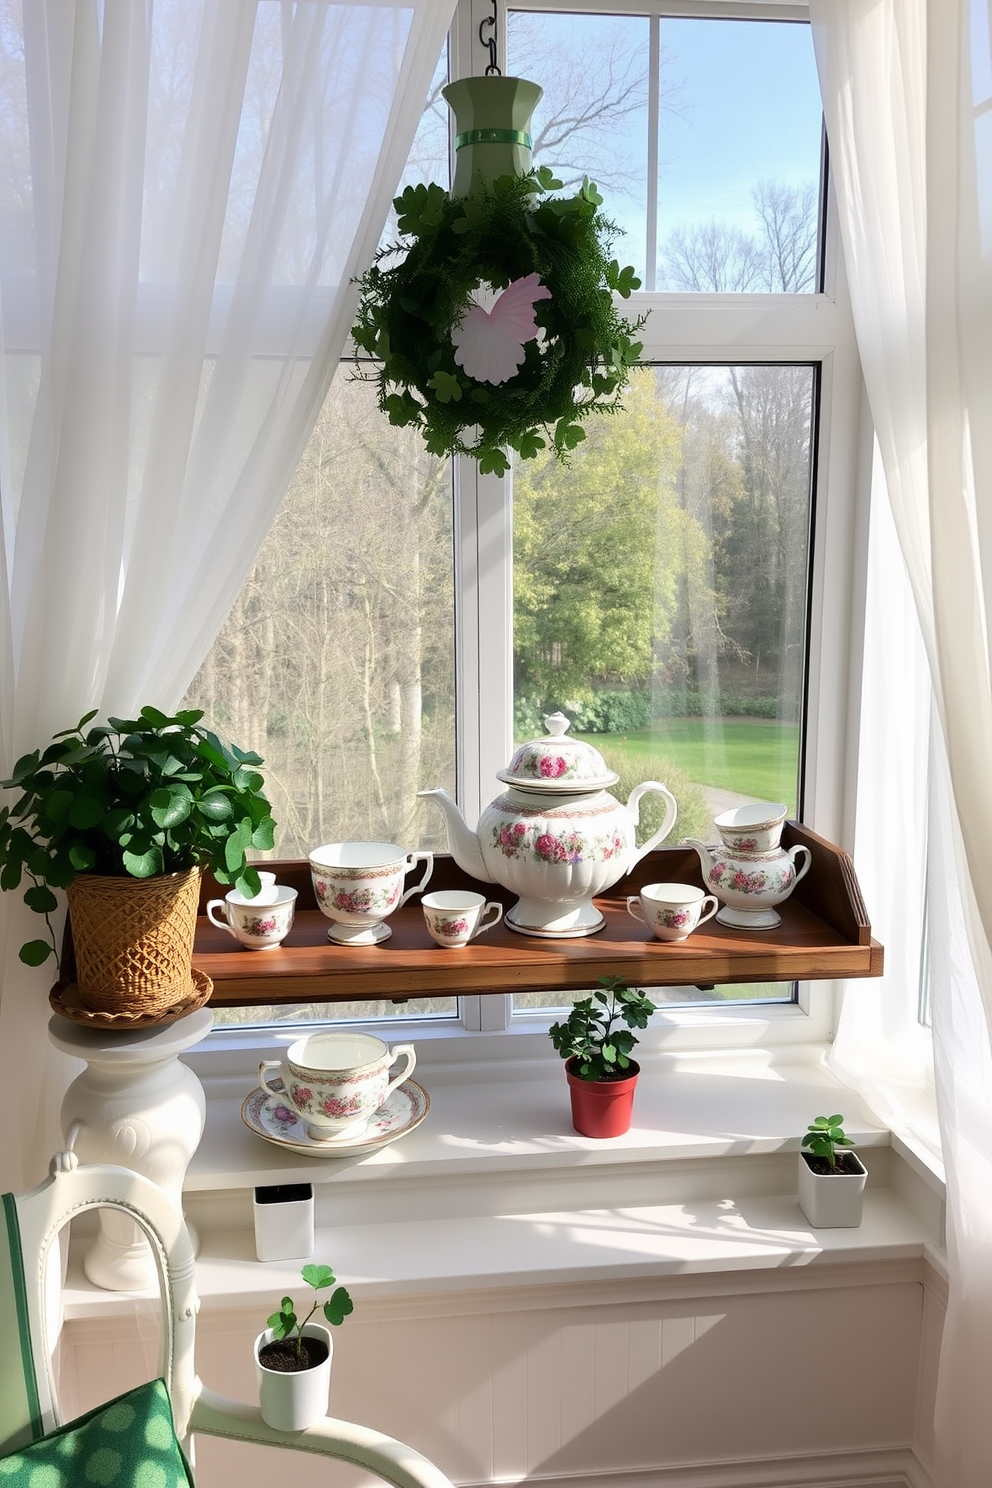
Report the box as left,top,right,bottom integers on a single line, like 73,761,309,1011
801,1114,856,1170
548,976,657,1081
0,706,275,966
267,1264,354,1363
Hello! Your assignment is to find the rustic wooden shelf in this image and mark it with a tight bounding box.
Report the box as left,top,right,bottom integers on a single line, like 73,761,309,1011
194,822,883,1008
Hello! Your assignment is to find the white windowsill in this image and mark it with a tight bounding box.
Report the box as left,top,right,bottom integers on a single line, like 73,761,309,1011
61,1042,947,1322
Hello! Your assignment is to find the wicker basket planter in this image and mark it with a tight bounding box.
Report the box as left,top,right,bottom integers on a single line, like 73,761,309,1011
0,708,274,1009
66,868,202,1017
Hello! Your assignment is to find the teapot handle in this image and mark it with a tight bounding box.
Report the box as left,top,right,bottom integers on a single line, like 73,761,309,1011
626,781,679,865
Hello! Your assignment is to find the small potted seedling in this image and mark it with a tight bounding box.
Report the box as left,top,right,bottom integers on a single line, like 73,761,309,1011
255,1263,354,1431
797,1114,868,1229
548,976,657,1138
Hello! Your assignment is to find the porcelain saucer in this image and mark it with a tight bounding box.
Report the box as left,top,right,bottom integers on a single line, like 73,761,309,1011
241,1077,429,1158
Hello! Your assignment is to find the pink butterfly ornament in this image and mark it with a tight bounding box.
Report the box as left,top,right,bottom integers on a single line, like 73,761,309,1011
451,273,552,385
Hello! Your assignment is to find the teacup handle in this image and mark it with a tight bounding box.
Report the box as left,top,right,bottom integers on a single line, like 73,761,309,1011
384,1043,416,1100
696,894,720,928
207,899,238,939
471,901,504,939
399,851,434,907
788,845,812,886
626,895,648,927
258,1059,291,1102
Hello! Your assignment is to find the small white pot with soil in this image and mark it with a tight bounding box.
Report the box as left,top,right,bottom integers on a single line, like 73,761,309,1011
255,1321,332,1431
797,1149,868,1229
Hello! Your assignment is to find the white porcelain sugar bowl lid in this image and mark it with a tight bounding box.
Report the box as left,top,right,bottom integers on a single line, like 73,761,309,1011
496,712,620,792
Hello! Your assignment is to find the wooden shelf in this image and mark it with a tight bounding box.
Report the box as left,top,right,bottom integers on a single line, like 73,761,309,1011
194,822,882,1008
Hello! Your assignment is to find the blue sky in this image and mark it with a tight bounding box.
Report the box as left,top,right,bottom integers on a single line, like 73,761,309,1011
508,12,823,281
398,14,823,283
656,18,822,233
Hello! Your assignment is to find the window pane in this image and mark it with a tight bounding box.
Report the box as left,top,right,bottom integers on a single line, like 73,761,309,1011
183,369,457,1027
377,41,450,248
507,11,650,278
507,12,822,291
185,367,455,856
656,19,822,291
511,363,814,1012
214,996,457,1029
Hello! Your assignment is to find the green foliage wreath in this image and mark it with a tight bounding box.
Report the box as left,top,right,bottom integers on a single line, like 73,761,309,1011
351,167,645,475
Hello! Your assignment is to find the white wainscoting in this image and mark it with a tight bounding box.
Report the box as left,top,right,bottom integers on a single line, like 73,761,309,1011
55,1054,946,1487
60,1257,943,1488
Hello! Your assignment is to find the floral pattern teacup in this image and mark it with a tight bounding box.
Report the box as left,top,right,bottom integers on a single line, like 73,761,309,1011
309,841,433,944
207,886,296,949
713,803,788,854
626,882,719,943
259,1031,416,1139
421,890,504,948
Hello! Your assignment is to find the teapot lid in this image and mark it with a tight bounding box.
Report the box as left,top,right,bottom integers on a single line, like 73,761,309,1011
496,712,620,792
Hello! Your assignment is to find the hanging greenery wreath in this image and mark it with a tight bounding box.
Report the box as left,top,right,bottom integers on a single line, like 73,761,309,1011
351,166,645,475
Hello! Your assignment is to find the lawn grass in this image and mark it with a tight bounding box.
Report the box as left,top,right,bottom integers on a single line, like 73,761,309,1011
578,718,801,813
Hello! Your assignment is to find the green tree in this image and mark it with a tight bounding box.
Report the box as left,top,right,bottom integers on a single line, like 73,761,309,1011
184,372,455,857
652,368,746,699
718,365,812,702
513,369,699,701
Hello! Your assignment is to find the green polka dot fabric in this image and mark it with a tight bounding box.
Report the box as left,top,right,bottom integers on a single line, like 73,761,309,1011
0,1378,193,1487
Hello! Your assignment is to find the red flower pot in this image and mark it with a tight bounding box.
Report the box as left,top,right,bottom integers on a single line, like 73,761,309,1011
565,1058,640,1138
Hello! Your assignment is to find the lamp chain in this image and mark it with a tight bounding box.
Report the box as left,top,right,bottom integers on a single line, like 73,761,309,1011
478,0,500,76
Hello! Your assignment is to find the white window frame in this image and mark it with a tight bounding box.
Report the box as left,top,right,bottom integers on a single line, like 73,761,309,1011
195,0,871,1074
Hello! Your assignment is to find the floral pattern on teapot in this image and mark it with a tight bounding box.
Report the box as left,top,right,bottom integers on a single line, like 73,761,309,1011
512,748,578,782
491,820,626,866
708,857,795,897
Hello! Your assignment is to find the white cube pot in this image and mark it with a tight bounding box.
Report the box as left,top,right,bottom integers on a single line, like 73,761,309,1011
255,1322,332,1431
797,1151,868,1228
253,1183,315,1262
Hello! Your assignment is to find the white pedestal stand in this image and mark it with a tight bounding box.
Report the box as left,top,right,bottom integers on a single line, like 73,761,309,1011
48,1008,214,1292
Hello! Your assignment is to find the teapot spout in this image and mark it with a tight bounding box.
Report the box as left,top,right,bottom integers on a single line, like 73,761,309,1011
683,837,716,878
417,787,494,884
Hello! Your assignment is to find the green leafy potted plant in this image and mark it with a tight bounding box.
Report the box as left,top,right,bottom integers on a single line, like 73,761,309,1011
548,976,657,1137
0,706,274,1019
798,1114,868,1228
255,1263,354,1432
352,165,645,476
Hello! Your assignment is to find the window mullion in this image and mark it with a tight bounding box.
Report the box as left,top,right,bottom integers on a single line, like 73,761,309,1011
454,460,514,827
646,15,660,290
460,993,512,1031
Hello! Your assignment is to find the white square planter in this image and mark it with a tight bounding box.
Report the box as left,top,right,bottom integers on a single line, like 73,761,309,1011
253,1183,314,1262
797,1150,867,1228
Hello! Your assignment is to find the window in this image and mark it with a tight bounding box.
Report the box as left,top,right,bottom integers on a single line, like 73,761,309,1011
509,359,816,1014
507,11,824,292
183,0,863,1048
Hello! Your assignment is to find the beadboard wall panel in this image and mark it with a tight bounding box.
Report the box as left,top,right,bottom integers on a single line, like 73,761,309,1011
60,1262,940,1488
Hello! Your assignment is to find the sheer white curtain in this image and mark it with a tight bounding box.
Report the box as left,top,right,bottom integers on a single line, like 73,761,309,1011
0,0,455,1188
829,442,937,1151
811,3,992,1483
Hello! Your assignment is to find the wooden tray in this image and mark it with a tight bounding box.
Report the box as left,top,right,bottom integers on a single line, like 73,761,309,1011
189,823,882,1009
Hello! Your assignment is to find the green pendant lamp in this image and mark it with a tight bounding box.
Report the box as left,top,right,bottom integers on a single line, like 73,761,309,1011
443,76,542,197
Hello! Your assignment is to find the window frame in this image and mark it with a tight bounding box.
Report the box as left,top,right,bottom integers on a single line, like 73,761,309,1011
194,0,871,1062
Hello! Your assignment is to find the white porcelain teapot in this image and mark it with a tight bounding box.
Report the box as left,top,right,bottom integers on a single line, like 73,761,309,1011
418,713,677,938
